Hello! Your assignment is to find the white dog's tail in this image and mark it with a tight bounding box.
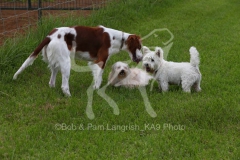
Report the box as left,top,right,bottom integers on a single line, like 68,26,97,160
189,46,200,67
13,37,51,80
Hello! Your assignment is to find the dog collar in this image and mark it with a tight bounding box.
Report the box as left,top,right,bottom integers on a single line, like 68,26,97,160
120,32,124,50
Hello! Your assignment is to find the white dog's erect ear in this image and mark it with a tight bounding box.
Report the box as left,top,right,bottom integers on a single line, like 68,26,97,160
155,47,163,58
142,46,151,54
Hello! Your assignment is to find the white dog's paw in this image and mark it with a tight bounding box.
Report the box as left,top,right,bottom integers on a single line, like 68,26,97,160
93,78,102,89
189,46,197,52
183,89,191,93
62,87,71,97
196,88,202,92
49,81,55,88
49,83,55,88
93,85,99,89
194,86,202,92
93,82,101,89
114,83,121,87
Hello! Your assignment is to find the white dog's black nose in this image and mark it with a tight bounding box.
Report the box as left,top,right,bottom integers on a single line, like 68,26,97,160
145,63,149,67
120,70,125,75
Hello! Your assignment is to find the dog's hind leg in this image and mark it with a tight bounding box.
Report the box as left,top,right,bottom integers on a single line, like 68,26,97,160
47,39,71,96
60,60,71,97
193,79,201,92
49,67,59,88
138,86,157,118
181,79,192,93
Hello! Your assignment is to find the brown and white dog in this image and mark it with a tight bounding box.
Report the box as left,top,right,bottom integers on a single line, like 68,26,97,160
13,25,142,96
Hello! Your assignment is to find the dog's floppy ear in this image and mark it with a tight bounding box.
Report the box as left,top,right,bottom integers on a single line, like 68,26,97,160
126,35,141,47
111,62,117,70
142,46,150,54
155,47,163,58
108,63,117,84
126,64,131,75
108,71,114,85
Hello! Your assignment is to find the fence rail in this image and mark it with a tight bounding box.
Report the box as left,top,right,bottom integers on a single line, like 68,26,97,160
1,0,107,21
0,0,106,10
0,0,109,45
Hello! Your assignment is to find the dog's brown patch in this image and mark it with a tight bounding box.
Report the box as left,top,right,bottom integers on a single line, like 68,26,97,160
125,35,142,62
64,33,75,50
73,26,111,68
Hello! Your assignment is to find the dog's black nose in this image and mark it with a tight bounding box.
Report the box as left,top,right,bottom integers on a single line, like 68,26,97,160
120,70,125,75
145,63,149,67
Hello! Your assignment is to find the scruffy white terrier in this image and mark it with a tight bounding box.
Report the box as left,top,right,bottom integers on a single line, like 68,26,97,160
108,61,152,88
142,46,201,93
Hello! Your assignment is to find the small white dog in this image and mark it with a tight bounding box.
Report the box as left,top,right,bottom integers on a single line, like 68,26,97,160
142,46,201,93
108,61,152,88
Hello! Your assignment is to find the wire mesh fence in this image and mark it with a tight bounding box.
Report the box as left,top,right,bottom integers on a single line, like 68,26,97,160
0,0,110,45
0,0,107,10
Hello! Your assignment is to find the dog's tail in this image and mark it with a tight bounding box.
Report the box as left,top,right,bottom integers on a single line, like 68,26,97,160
13,37,51,80
189,46,200,67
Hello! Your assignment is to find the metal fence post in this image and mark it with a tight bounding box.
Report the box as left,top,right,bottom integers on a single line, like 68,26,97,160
28,0,32,9
38,0,42,23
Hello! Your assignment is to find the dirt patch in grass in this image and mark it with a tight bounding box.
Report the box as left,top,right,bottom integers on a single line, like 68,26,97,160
0,0,108,45
0,10,92,45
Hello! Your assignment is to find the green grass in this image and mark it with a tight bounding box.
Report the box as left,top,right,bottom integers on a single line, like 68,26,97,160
1,0,240,159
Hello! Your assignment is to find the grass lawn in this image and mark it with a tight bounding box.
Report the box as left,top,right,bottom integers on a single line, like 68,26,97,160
0,0,240,159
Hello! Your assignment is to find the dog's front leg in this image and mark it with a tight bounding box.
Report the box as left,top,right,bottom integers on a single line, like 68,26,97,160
161,82,169,92
89,48,108,89
88,61,104,89
158,79,169,92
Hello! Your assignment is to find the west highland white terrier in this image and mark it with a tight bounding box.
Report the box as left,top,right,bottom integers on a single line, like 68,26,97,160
108,61,152,88
142,46,201,93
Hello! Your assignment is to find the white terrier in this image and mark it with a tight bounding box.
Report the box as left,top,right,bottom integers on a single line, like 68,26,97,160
142,46,201,93
108,61,152,88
